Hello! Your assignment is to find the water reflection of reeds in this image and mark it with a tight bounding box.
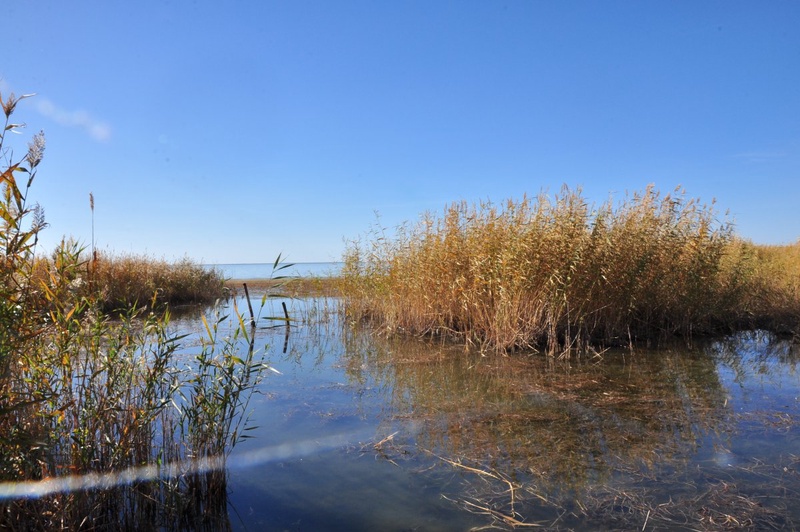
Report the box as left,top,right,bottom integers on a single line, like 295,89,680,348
341,325,800,528
357,337,725,473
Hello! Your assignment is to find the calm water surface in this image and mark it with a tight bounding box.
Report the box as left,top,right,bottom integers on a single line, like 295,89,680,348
173,293,800,530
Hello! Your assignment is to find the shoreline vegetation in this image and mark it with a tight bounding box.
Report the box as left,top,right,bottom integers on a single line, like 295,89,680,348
3,91,800,528
1,92,270,528
341,186,800,354
224,276,340,298
41,250,228,312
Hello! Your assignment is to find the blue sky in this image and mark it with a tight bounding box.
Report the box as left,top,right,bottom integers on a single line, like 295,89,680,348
3,1,798,263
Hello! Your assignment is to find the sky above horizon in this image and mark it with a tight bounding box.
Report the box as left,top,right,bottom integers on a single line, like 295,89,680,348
2,1,798,263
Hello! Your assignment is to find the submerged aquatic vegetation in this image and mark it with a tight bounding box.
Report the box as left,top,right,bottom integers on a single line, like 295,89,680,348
343,326,800,530
342,185,799,354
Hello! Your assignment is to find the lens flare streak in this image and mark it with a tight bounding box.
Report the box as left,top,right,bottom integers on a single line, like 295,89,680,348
0,430,371,500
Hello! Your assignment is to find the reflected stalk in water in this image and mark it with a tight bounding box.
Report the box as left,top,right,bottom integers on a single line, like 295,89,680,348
340,321,800,529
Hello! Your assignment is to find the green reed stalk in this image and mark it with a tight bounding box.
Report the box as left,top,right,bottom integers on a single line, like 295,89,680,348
0,93,272,529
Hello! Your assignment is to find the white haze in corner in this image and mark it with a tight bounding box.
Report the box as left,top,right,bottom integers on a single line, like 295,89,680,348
1,79,111,143
35,97,111,142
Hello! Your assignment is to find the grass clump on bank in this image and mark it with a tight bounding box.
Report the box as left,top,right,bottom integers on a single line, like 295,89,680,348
27,246,226,315
342,185,799,353
88,251,225,311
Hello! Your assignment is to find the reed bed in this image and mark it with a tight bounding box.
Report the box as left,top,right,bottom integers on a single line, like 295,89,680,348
92,252,224,309
0,300,269,530
342,185,799,353
0,92,269,529
26,247,226,315
747,241,800,334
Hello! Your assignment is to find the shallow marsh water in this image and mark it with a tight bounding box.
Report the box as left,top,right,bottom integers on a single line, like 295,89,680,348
171,293,800,530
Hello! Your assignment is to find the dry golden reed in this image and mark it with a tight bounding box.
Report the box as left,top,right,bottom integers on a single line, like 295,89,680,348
27,248,226,313
342,185,798,353
88,251,225,311
747,240,800,333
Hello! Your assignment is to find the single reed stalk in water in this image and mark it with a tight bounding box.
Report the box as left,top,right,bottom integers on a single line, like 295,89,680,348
243,282,256,327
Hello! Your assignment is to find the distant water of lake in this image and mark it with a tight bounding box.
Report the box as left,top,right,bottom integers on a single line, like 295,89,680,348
206,262,343,280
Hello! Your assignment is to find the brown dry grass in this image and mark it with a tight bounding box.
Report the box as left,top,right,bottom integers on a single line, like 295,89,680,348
341,185,799,353
748,241,800,334
88,252,226,310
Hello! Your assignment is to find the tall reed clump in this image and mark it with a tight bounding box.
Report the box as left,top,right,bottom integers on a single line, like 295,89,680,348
342,185,768,353
25,246,226,315
748,240,800,335
88,251,226,312
0,91,270,529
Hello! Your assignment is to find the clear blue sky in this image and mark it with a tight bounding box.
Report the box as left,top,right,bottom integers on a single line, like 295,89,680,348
3,1,798,263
